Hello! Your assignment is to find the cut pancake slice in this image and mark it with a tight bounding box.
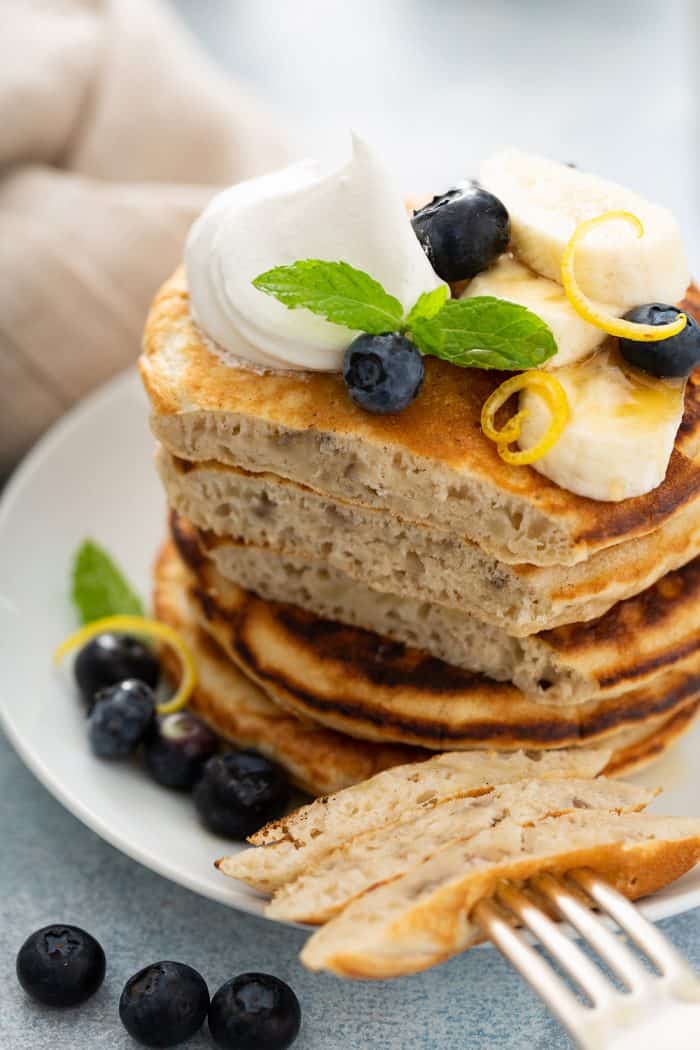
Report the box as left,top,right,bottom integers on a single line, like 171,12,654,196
173,520,700,749
174,514,700,705
300,811,700,978
221,751,612,893
141,270,700,567
154,540,696,795
258,779,657,923
158,447,700,634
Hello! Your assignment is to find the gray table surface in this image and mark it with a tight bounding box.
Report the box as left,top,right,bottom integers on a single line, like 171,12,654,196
3,729,700,1049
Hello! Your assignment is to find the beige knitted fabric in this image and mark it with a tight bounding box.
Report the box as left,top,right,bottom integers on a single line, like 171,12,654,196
0,0,288,476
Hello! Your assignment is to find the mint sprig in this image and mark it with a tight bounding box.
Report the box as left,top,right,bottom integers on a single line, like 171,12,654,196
253,259,557,370
71,540,144,624
405,285,449,327
411,296,557,370
253,260,403,335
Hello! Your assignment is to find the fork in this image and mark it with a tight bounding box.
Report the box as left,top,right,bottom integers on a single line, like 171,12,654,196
473,869,700,1049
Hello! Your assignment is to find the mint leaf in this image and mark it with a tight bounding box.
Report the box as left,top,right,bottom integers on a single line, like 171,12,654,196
411,296,557,370
71,540,144,624
405,285,449,328
253,260,404,335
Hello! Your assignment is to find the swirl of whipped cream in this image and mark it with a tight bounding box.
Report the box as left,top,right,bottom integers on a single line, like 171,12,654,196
185,134,445,371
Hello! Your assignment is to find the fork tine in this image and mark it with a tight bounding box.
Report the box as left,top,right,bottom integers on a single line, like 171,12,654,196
531,872,652,991
571,870,697,979
472,897,586,1039
494,882,615,1006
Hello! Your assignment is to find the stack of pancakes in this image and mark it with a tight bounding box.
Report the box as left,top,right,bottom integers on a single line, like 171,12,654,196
141,271,700,794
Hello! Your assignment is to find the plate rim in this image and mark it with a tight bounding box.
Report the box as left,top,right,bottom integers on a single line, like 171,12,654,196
1,369,699,931
0,370,273,920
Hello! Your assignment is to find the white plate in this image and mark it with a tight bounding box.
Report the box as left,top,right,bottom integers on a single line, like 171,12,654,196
1,370,700,927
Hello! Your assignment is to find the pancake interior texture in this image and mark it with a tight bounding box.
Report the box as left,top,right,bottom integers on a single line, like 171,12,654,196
157,446,700,634
255,778,658,923
166,518,700,754
213,521,700,704
140,271,700,567
154,539,699,783
171,511,700,708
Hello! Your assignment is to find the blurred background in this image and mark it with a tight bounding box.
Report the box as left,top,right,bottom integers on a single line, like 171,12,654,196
173,0,698,260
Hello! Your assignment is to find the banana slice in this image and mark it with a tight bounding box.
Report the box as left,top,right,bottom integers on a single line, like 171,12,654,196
518,343,685,501
461,255,618,367
479,150,689,310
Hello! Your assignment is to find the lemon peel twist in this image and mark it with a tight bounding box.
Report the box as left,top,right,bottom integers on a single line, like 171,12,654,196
54,615,197,715
481,371,570,466
561,210,687,341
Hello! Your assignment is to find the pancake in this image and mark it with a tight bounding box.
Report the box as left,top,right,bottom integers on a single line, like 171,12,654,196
257,778,657,924
169,525,700,752
154,539,423,794
140,270,700,567
157,446,700,634
172,511,700,706
154,539,700,783
300,810,700,978
601,701,699,778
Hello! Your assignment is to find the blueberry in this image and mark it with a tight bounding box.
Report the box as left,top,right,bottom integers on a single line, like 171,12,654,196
88,679,155,758
208,973,301,1050
193,751,289,840
411,183,510,282
16,924,106,1007
145,712,219,790
119,961,210,1048
343,333,424,414
75,633,160,711
619,304,700,378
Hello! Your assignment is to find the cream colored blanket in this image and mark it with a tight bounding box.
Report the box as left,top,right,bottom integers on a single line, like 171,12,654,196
0,0,287,476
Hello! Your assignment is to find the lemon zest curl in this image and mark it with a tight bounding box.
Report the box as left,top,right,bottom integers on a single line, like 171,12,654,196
481,371,570,466
54,615,197,715
561,210,687,341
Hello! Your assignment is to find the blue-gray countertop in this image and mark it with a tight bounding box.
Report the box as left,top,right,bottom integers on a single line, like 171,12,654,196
4,729,700,1049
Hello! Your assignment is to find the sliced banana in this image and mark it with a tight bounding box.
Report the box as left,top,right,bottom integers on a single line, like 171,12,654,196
479,150,689,310
461,255,619,367
518,343,685,501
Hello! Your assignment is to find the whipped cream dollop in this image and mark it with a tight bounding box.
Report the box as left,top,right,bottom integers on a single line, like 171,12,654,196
185,134,444,371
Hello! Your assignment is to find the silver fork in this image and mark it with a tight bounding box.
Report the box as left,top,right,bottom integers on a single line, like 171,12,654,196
473,869,700,1049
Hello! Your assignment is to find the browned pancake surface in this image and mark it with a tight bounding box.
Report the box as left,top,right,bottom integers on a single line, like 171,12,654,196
541,556,700,691
154,539,425,794
154,538,700,784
